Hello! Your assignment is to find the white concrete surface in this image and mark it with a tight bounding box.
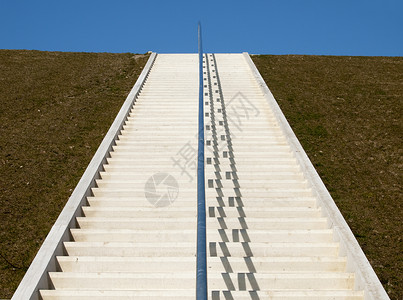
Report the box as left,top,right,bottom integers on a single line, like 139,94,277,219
203,53,387,299
39,54,199,299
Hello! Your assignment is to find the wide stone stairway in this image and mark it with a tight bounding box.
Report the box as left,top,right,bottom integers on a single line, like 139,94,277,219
40,54,199,299
203,53,364,299
14,53,387,300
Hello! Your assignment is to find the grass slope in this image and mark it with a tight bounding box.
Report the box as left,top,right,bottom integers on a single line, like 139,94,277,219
252,55,402,299
0,50,149,297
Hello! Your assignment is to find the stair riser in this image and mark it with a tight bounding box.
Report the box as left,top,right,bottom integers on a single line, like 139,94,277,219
49,274,196,290
71,230,197,243
77,219,327,230
65,245,196,257
57,260,346,273
48,273,354,290
207,274,355,290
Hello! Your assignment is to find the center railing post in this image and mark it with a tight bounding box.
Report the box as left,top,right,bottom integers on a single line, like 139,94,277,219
196,22,207,300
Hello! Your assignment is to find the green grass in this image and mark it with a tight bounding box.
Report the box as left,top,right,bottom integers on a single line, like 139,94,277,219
252,54,402,300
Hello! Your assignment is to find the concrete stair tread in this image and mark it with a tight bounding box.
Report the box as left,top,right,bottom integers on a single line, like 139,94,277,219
48,272,196,290
40,289,364,299
40,289,196,299
48,271,355,290
86,199,197,207
82,207,196,212
209,290,364,300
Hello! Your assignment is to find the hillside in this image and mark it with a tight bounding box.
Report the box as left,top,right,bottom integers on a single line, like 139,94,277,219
0,50,401,299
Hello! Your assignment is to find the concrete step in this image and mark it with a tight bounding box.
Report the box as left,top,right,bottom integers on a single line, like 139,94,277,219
70,229,197,243
77,217,327,230
82,206,321,218
102,165,197,173
205,229,334,243
207,217,328,230
95,179,195,188
205,197,318,208
40,289,365,300
207,207,322,218
105,157,298,164
91,188,196,198
108,153,296,161
57,256,195,273
77,217,197,230
208,290,364,300
95,179,309,189
110,149,293,156
116,135,198,141
56,256,346,273
99,171,305,180
64,242,196,257
82,207,197,218
63,241,340,258
207,256,347,272
48,272,196,290
40,290,195,300
125,117,197,122
87,196,317,208
87,198,196,208
118,130,197,136
91,188,313,198
206,272,355,290
205,189,314,198
208,242,340,257
48,272,354,290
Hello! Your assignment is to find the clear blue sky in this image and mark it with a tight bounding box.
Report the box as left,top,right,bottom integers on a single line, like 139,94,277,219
0,0,402,56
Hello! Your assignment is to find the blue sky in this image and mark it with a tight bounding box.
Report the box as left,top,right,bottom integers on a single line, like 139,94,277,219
0,0,402,56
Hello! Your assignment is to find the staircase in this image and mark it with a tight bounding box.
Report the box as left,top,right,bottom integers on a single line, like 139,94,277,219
203,53,364,299
14,53,388,300
40,54,200,299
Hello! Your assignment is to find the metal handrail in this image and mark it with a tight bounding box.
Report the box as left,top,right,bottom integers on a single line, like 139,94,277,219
196,22,207,300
